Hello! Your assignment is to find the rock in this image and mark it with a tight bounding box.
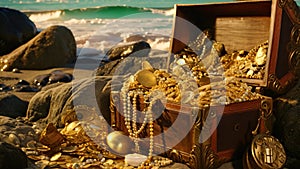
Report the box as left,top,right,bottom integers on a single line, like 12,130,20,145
0,25,76,71
274,79,300,160
0,93,28,118
0,141,28,169
0,8,37,56
0,116,38,147
48,70,73,84
95,56,168,76
11,79,39,92
161,163,190,169
274,105,300,159
26,76,112,128
124,35,147,42
12,68,21,73
32,70,73,87
106,41,151,61
95,59,123,76
0,84,11,92
33,74,51,87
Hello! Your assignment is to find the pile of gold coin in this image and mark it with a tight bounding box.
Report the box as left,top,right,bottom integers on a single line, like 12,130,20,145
175,40,268,80
194,77,262,108
128,68,181,103
223,41,268,79
173,48,211,87
125,61,262,108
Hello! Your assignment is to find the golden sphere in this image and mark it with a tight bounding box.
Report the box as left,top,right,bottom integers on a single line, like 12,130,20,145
106,131,133,155
136,69,157,88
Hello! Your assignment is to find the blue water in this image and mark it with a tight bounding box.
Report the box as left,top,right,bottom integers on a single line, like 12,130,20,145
1,0,299,58
0,0,235,20
1,0,231,11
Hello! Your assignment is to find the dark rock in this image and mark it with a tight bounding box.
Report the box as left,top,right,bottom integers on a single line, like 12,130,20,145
161,163,190,169
95,56,168,76
48,70,73,84
32,70,73,88
33,74,51,87
11,80,39,92
12,85,39,92
0,84,11,92
0,25,77,71
124,35,147,42
286,157,300,169
16,79,30,86
275,105,300,159
26,76,111,128
0,141,28,169
0,93,28,118
0,8,37,56
12,68,21,73
274,79,300,160
106,41,151,61
95,59,122,76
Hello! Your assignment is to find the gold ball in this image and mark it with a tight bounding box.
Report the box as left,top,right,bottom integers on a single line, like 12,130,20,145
136,70,157,88
106,131,133,155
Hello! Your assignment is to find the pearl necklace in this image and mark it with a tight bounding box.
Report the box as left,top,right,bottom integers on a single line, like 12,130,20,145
122,88,154,158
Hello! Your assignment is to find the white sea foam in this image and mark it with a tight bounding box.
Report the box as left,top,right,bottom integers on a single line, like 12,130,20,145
33,15,172,60
146,8,175,16
29,10,62,22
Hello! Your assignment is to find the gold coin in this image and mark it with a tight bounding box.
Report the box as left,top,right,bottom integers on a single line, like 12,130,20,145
50,152,62,161
62,145,77,153
135,70,157,88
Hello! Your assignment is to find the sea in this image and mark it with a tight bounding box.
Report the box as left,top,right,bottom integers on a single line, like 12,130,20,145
1,0,300,63
0,0,235,59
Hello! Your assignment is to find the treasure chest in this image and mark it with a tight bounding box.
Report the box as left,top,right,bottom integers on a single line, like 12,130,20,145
109,0,299,169
169,0,299,94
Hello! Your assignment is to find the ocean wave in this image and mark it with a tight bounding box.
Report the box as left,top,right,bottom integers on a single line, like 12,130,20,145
28,10,62,22
24,5,173,22
144,7,174,16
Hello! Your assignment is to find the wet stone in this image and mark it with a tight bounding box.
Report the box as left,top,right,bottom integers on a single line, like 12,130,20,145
16,79,30,86
0,141,28,169
0,84,11,92
32,70,73,87
33,74,50,87
11,80,39,92
48,70,73,84
12,68,21,73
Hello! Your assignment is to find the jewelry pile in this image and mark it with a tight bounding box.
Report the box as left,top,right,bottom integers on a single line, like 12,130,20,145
121,65,179,167
223,41,268,79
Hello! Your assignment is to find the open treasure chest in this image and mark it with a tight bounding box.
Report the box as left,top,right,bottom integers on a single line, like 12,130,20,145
109,0,300,168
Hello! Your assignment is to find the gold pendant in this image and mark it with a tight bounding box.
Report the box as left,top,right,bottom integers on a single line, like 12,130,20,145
244,133,286,169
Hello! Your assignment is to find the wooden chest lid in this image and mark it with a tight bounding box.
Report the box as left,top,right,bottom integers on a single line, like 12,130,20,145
169,0,300,95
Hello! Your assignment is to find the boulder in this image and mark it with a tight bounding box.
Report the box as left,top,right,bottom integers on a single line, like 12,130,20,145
26,76,112,128
274,79,300,160
0,142,28,169
95,56,168,76
0,93,28,118
106,41,150,61
0,25,77,71
274,105,300,159
0,8,37,55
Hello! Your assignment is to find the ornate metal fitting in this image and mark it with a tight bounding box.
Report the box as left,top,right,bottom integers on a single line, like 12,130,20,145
250,134,286,169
